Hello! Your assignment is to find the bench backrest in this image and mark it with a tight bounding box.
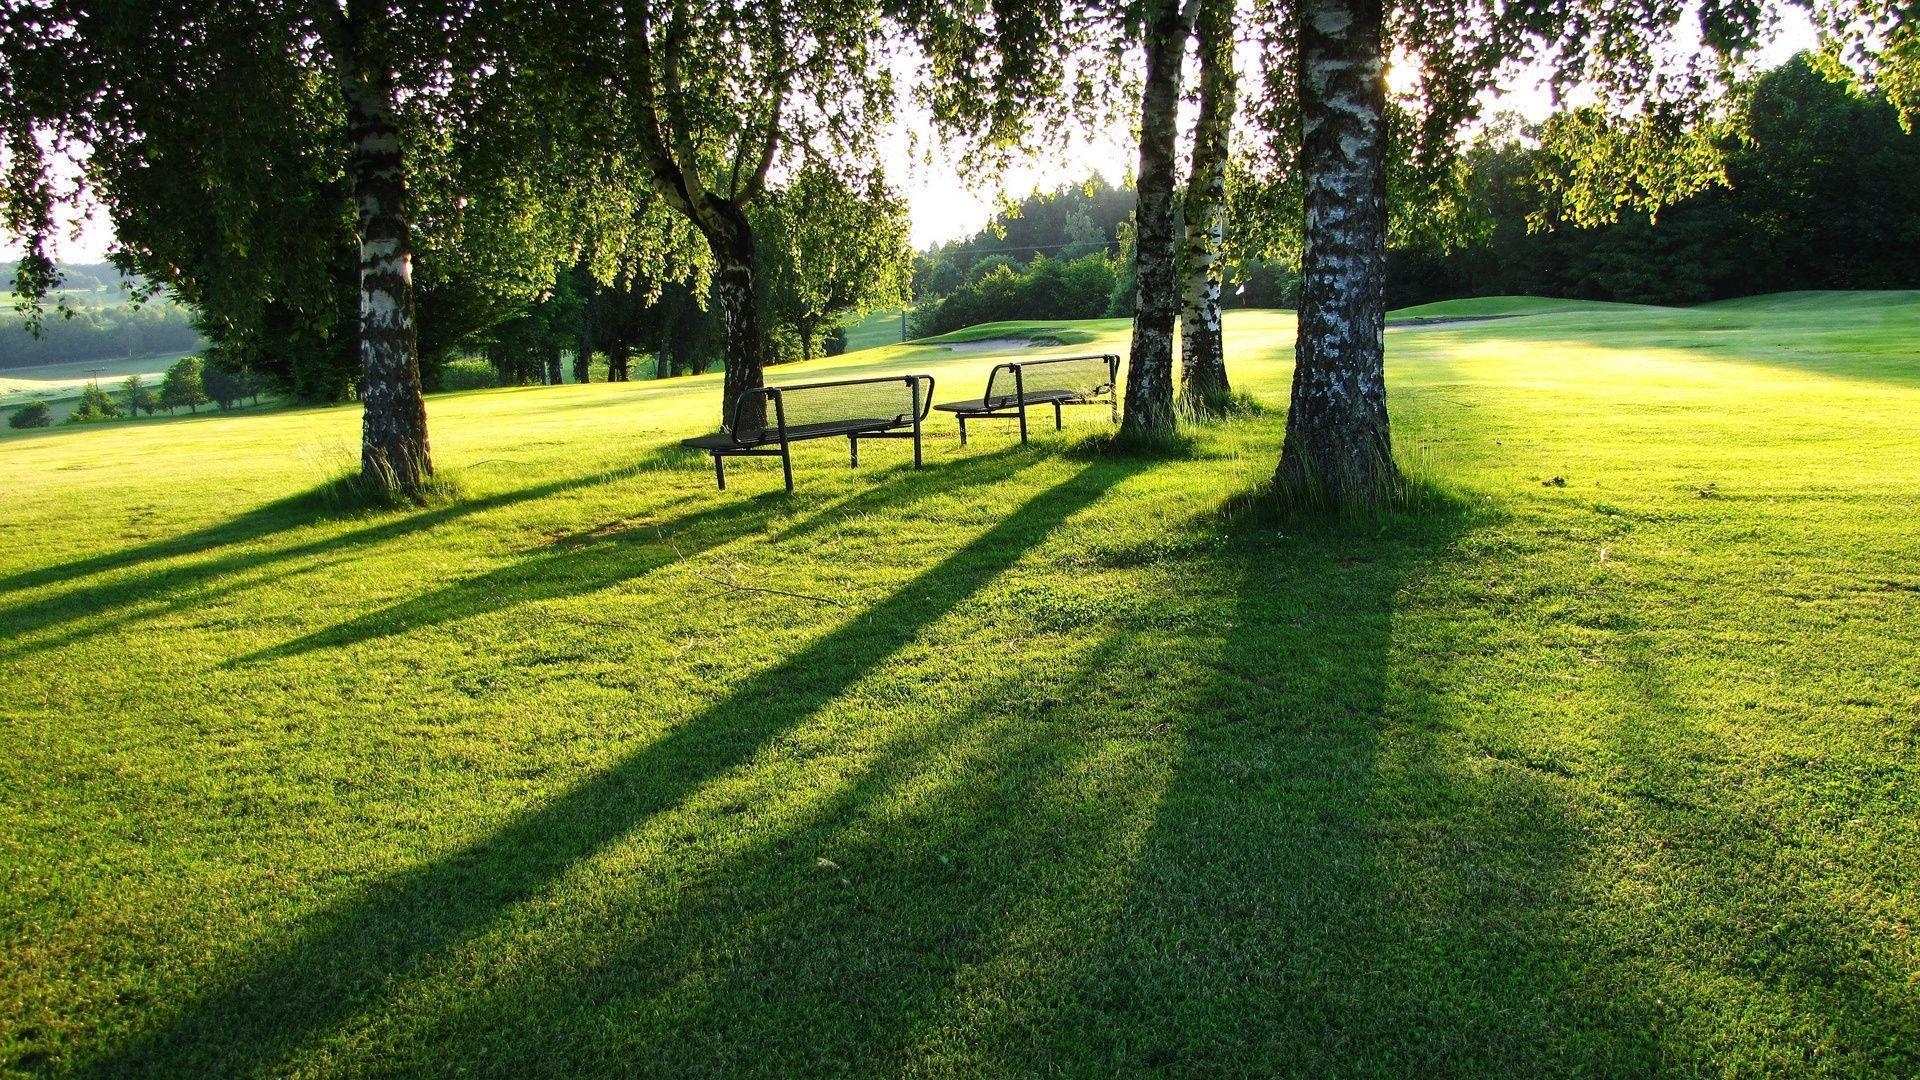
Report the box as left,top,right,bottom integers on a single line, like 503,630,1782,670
983,353,1120,409
728,374,935,443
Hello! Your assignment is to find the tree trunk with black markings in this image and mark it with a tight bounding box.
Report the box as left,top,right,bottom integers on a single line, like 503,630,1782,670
1276,0,1398,503
1179,0,1236,417
703,199,765,430
337,1,430,495
1120,0,1193,441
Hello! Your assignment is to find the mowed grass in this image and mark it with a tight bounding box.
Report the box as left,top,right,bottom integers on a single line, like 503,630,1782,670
837,306,909,353
2,294,1918,1075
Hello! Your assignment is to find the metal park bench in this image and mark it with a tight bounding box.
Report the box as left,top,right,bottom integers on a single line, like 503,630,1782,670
682,374,935,493
933,353,1120,444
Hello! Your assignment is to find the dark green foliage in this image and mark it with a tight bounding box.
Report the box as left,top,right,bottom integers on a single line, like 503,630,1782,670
8,400,52,428
913,254,1118,337
160,356,208,415
64,382,120,423
201,362,257,411
437,357,499,392
915,178,1133,301
1394,57,1920,308
1232,259,1300,308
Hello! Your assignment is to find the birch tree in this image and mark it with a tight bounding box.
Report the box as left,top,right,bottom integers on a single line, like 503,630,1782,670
0,1,594,497
1178,0,1238,417
320,0,430,491
1119,0,1198,440
1250,0,1916,505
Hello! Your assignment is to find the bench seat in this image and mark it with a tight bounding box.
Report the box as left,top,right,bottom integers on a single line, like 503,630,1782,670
932,389,1085,415
681,374,934,493
682,417,903,450
932,354,1120,444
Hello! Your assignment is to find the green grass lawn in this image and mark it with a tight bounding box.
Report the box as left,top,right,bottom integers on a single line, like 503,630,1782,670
913,319,1109,347
838,307,909,353
3,295,1918,1075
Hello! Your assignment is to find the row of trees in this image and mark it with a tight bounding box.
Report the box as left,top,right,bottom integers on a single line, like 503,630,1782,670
50,357,261,424
0,301,203,368
7,354,263,429
911,253,1121,337
1393,55,1920,307
6,2,1914,503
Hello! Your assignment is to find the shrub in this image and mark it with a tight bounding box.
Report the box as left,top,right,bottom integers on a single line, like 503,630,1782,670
437,357,499,392
911,253,1118,337
65,382,121,423
8,401,52,429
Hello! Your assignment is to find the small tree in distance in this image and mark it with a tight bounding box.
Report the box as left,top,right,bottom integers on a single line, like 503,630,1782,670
8,401,53,429
121,374,157,417
160,356,209,415
66,382,121,423
202,363,251,410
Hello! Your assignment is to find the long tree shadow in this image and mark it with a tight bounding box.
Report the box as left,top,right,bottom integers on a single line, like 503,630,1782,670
231,444,1060,666
83,458,1138,1076
360,631,1155,1075
135,481,1613,1075
0,448,698,649
1028,501,1635,1072
0,442,1035,663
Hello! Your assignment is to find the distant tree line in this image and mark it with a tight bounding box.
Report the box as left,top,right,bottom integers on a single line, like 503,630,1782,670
1394,56,1920,308
908,180,1298,338
0,301,203,368
10,354,266,430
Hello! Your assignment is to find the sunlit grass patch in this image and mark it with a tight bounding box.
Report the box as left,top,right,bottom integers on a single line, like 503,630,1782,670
2,292,1918,1075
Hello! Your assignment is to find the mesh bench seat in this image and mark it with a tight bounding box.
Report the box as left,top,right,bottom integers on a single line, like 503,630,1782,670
682,374,934,493
933,353,1120,444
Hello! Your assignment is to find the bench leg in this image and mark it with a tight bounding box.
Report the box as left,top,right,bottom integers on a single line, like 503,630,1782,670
1054,401,1063,431
713,453,726,491
780,442,794,494
849,435,859,468
912,421,923,469
958,417,968,446
1017,402,1029,444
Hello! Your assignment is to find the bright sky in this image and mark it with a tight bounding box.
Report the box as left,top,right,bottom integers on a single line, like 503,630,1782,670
10,10,1821,263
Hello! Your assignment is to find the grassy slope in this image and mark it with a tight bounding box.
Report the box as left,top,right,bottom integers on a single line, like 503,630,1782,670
1388,295,1667,320
912,319,1112,347
1,355,198,424
3,297,1918,1075
838,307,908,353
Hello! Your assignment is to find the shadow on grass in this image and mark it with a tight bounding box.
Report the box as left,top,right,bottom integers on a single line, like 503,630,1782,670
82,457,1138,1076
0,446,696,648
385,486,1675,1073
87,471,1662,1073
231,444,1061,665
0,441,991,662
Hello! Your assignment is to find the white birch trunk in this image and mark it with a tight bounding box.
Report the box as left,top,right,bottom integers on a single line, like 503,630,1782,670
1275,0,1397,503
1179,0,1236,417
1120,0,1193,440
